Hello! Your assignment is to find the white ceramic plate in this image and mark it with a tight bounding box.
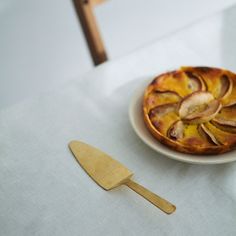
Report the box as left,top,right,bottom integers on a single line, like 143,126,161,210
129,78,236,164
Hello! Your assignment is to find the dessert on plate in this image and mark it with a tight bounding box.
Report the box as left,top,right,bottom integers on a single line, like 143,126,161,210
143,66,236,154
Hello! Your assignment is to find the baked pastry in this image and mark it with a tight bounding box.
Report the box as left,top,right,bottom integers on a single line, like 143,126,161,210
143,66,236,154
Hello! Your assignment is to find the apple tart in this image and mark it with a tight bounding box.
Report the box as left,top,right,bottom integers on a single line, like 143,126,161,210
143,66,236,154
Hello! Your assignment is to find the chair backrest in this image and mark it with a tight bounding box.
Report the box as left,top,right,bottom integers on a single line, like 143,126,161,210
73,0,107,65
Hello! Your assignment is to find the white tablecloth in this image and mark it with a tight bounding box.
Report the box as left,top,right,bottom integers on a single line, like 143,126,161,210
1,5,236,236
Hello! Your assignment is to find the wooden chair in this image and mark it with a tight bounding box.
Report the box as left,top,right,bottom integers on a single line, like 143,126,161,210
73,0,107,65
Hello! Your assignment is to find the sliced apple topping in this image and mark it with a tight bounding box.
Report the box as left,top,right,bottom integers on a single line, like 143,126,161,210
211,105,236,132
202,73,232,99
144,90,181,112
213,117,236,127
153,71,203,97
211,118,236,133
185,71,206,91
204,122,236,146
217,74,233,99
216,104,236,119
178,91,221,124
183,100,222,124
221,76,236,107
179,123,214,147
149,103,179,135
167,120,184,140
190,68,232,99
223,96,236,107
198,124,221,145
149,103,177,117
211,109,236,133
179,92,214,117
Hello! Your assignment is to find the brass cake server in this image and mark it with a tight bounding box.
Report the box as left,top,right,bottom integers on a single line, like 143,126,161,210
69,140,176,214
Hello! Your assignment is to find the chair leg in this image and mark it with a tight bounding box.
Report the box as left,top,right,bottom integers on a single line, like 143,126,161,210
73,0,108,65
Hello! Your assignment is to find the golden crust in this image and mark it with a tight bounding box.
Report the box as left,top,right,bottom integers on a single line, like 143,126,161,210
143,67,236,155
